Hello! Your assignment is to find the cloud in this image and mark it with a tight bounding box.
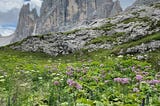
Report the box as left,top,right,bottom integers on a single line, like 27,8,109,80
0,0,23,12
0,0,42,13
0,25,15,36
0,8,20,25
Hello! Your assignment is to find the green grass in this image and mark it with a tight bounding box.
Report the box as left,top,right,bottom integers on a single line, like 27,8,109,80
86,35,116,45
153,3,160,9
0,47,160,105
121,17,150,24
92,23,115,31
61,29,81,35
112,32,160,54
86,32,125,45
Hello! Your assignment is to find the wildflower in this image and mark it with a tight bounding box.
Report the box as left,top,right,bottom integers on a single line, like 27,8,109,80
67,79,82,90
114,77,122,83
121,78,129,84
114,77,130,84
148,80,160,85
66,71,73,76
131,66,136,72
133,88,140,93
67,79,75,86
53,81,60,86
135,75,143,81
79,77,83,81
75,83,82,90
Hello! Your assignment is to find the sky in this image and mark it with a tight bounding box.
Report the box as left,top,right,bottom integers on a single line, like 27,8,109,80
0,0,135,36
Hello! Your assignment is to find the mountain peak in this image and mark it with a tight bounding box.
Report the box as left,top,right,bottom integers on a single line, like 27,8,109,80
11,0,122,42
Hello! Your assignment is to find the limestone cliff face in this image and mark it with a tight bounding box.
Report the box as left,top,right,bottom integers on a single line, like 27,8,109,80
11,0,122,42
11,4,38,42
35,0,122,34
110,0,122,16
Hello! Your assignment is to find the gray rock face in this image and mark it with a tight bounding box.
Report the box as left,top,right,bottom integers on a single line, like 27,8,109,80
11,0,122,43
11,4,38,42
132,0,160,6
9,2,160,56
126,41,160,54
110,0,122,16
35,0,122,34
127,0,160,10
11,29,108,56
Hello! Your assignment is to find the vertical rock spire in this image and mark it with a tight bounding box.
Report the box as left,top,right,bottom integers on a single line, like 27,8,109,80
110,0,122,16
11,3,38,42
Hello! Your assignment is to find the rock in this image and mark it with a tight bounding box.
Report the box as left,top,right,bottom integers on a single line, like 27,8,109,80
132,0,160,6
8,1,160,56
126,41,160,54
10,29,106,56
11,3,38,42
110,0,122,17
127,0,160,10
11,0,122,42
35,0,122,34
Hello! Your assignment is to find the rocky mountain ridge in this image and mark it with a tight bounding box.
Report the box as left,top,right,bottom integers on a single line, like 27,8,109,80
11,0,122,42
9,2,160,56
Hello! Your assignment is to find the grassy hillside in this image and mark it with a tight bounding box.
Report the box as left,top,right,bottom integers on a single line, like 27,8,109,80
0,48,160,106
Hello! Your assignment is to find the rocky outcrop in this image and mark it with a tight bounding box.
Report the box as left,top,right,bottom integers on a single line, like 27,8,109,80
11,0,122,42
11,29,107,56
127,0,160,10
132,0,160,6
9,3,160,56
11,3,38,42
126,41,160,54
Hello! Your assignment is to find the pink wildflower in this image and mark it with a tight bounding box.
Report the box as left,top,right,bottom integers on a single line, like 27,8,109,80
53,81,60,86
135,75,143,81
114,77,130,84
148,80,160,85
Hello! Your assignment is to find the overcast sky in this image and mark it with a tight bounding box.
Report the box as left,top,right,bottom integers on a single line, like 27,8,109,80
0,0,135,36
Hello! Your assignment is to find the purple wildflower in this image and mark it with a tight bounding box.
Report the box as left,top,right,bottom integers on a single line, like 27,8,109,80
121,78,129,84
148,80,160,85
67,79,82,90
75,83,82,90
114,77,130,84
79,77,83,81
133,88,140,93
66,71,73,76
53,81,60,86
135,75,143,81
67,79,75,86
114,77,122,83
